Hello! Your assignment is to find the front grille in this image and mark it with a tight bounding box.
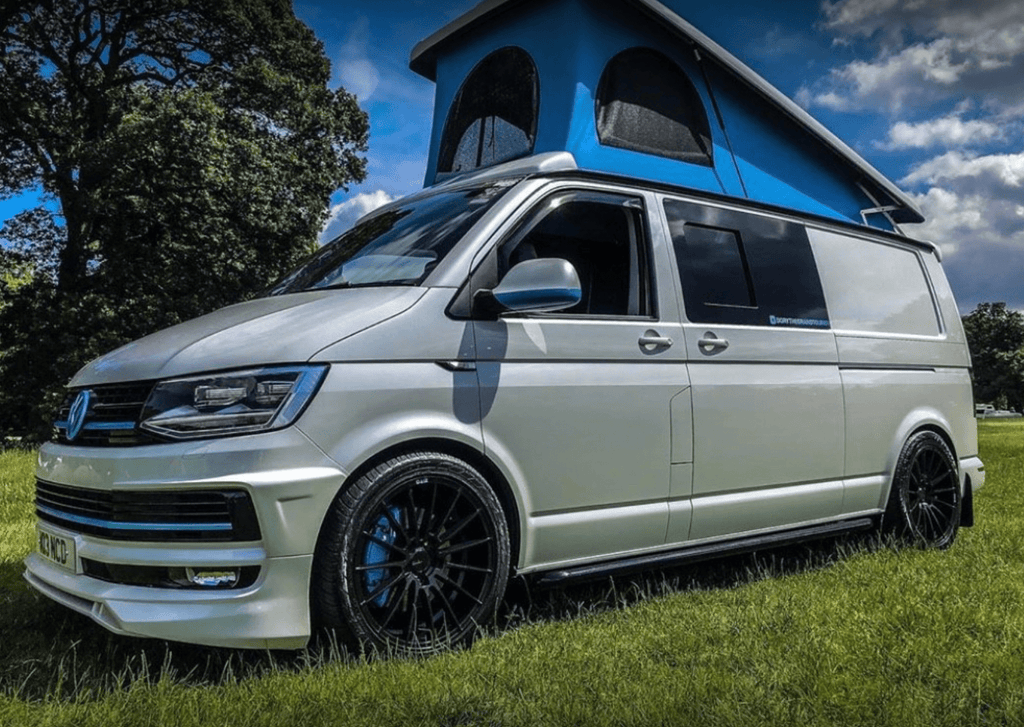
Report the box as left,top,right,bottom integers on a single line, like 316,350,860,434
35,479,262,542
55,382,156,446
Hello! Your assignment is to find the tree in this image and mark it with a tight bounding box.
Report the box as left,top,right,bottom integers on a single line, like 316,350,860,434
0,0,369,439
962,302,1024,412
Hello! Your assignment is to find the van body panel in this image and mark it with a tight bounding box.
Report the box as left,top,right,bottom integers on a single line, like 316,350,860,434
833,337,970,369
296,362,485,481
666,462,694,542
684,359,846,537
840,368,970,495
653,192,848,539
311,288,475,362
526,501,672,566
475,355,684,564
807,225,977,508
70,288,426,387
921,252,965,344
841,474,890,514
808,228,942,337
689,479,847,542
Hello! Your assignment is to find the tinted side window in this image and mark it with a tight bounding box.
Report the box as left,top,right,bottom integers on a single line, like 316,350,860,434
664,198,829,328
678,224,755,308
809,228,940,336
498,194,653,317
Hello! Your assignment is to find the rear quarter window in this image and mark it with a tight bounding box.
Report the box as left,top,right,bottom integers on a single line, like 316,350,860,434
807,228,940,336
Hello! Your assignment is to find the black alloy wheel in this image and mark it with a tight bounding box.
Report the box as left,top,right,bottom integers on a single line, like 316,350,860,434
313,452,511,655
883,431,962,549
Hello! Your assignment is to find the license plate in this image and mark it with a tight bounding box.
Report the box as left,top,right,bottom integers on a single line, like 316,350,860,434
36,525,77,573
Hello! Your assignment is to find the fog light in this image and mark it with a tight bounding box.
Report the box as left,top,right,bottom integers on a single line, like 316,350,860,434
185,568,239,588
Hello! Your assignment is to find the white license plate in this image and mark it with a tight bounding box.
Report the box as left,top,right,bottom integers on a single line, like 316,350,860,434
36,525,77,573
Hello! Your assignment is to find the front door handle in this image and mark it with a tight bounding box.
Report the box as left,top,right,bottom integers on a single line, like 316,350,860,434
698,332,730,355
639,330,673,352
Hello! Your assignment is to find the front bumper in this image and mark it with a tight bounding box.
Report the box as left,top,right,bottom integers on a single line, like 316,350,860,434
24,427,348,649
25,549,312,649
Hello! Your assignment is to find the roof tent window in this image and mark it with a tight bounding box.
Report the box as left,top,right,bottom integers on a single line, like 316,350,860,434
596,48,713,167
437,47,539,177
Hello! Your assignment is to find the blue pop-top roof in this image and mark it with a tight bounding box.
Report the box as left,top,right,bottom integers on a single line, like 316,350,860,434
410,0,924,230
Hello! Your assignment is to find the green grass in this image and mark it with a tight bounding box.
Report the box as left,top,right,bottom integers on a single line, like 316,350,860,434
1,423,1023,726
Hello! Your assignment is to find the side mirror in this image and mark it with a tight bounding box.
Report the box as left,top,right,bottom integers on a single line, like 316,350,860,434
475,258,582,316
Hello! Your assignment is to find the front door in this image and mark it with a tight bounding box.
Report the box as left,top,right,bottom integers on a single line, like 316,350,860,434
471,189,689,568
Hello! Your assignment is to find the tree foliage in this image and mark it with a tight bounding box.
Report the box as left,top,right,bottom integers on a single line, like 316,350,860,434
962,302,1024,412
0,0,368,438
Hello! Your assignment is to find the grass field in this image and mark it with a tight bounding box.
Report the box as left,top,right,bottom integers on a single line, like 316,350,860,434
1,422,1023,726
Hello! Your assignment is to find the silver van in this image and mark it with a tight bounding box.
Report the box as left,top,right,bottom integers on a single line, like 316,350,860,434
26,153,984,653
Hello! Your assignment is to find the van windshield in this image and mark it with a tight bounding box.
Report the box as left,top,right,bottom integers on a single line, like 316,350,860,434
266,183,511,295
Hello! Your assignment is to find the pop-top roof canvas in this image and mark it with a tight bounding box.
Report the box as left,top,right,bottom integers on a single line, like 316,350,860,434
411,0,924,231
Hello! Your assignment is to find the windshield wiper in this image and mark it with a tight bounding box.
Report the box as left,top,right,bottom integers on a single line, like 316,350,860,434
305,280,418,292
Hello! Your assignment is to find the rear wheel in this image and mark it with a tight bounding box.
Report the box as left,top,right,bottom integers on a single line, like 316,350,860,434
882,431,961,548
313,452,510,655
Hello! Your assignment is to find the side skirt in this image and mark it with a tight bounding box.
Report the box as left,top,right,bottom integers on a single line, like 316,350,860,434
531,517,876,587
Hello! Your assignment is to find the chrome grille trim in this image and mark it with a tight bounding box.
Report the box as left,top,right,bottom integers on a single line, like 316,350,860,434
54,382,157,446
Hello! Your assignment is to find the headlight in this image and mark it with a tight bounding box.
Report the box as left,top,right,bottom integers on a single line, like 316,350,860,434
139,365,328,440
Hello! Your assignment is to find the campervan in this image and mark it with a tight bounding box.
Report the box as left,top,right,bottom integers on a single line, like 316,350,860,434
25,0,983,654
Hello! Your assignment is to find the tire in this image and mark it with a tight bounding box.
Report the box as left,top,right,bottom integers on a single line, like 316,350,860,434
882,431,962,549
313,452,511,655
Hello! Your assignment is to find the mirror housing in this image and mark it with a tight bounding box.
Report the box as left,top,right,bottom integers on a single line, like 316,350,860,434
475,258,582,317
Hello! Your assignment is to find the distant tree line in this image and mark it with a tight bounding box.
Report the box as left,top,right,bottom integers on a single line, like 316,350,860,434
962,302,1024,413
0,0,369,441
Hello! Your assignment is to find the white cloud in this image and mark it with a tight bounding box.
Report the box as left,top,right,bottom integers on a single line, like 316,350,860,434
334,17,380,102
901,150,1024,187
319,190,396,243
338,58,380,102
906,188,1024,312
822,0,1024,46
878,114,1004,150
804,0,1024,113
799,36,1015,112
901,149,1024,311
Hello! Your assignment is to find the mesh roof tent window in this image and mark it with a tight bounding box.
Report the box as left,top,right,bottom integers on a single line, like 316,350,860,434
437,47,539,178
596,47,713,167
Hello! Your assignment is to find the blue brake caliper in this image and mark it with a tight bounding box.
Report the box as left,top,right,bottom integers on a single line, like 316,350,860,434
363,507,400,607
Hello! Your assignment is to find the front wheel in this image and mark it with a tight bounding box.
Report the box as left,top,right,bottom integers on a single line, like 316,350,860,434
313,452,511,655
882,431,962,549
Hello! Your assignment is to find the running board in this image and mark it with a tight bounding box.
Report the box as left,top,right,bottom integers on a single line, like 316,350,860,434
532,517,875,587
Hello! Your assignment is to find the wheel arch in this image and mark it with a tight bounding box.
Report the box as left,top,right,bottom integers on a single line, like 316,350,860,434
313,437,523,572
879,412,959,511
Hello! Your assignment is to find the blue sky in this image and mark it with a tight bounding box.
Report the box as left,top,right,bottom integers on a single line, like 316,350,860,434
4,0,1023,312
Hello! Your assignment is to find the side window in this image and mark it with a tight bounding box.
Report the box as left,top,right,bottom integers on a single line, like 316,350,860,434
809,229,940,336
677,224,755,308
437,47,539,178
664,198,829,328
498,193,653,317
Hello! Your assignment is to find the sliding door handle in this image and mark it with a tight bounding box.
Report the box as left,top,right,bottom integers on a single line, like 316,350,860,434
697,332,729,355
